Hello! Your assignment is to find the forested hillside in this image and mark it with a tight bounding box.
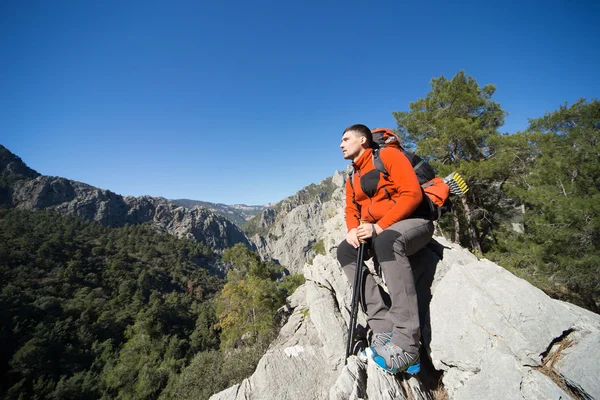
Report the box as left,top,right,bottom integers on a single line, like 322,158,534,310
0,209,303,399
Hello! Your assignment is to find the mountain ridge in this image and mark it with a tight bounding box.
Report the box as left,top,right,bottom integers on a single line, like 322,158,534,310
170,198,269,227
0,145,250,251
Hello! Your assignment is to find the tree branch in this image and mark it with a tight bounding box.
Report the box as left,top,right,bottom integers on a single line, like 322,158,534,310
559,180,567,196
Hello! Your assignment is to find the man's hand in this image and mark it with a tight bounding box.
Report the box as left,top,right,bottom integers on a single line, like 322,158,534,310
356,223,383,241
345,228,360,248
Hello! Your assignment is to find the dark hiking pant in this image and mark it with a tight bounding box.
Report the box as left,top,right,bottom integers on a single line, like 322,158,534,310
337,218,434,355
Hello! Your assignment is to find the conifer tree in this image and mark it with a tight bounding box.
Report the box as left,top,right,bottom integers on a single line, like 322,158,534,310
393,71,507,251
491,99,600,310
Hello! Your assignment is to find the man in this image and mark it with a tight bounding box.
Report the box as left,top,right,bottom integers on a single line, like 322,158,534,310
337,124,433,374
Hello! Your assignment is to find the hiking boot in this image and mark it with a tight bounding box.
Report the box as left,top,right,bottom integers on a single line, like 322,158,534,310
359,331,392,362
371,331,393,347
365,340,420,375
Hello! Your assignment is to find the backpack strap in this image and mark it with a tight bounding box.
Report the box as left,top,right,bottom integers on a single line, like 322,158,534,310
413,159,426,171
371,147,425,180
371,147,388,178
348,170,360,213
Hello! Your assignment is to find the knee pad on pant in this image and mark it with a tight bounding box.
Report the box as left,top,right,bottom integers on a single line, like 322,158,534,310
373,230,402,263
337,239,357,266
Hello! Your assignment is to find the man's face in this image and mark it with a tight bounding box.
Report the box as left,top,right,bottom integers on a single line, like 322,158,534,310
340,130,366,161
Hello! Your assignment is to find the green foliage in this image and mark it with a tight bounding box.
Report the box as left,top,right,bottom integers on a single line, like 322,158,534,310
0,209,304,399
215,244,302,350
278,274,305,298
166,246,304,398
393,70,510,252
312,240,326,256
159,346,265,400
393,71,599,311
393,70,505,167
216,275,282,349
239,216,267,238
0,208,222,399
221,243,283,283
304,178,336,202
487,99,600,311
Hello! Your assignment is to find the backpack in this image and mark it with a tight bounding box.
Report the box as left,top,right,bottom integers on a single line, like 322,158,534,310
350,128,467,221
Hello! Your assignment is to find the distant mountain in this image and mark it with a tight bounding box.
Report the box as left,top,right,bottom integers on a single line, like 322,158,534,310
170,199,269,227
0,145,41,179
0,145,251,251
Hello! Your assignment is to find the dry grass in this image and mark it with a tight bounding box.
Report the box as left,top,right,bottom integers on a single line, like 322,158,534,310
533,334,581,399
431,384,449,400
415,350,448,400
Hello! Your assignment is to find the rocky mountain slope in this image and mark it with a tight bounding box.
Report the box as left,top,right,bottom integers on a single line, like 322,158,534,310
211,173,600,400
0,145,250,250
245,172,343,274
170,199,268,227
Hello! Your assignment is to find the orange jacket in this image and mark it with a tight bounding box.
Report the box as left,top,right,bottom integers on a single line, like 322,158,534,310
345,147,423,231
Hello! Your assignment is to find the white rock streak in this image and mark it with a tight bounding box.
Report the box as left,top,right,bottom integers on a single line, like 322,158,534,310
283,345,305,358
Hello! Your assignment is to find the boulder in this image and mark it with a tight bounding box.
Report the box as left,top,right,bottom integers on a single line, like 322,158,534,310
211,237,600,399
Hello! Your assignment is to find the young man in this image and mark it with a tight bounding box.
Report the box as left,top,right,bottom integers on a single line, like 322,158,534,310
337,124,433,374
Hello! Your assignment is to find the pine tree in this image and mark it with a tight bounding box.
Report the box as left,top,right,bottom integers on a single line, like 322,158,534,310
393,71,507,251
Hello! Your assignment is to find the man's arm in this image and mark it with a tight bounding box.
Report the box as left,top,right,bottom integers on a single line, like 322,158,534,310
344,176,361,248
345,176,360,231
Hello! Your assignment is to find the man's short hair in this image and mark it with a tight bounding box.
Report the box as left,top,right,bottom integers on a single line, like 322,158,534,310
343,124,374,148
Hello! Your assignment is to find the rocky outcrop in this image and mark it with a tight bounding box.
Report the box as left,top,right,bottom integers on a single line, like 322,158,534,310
212,236,600,400
251,170,347,274
1,145,41,179
211,175,600,400
8,175,250,250
0,144,252,251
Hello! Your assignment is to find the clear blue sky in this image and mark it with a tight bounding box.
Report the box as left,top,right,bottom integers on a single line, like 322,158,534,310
2,0,598,205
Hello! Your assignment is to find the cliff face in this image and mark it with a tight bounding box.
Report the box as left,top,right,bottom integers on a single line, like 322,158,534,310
9,176,250,250
211,178,600,400
249,170,347,274
1,146,250,251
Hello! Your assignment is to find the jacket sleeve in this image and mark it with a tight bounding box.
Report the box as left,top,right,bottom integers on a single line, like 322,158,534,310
376,148,423,230
345,176,360,231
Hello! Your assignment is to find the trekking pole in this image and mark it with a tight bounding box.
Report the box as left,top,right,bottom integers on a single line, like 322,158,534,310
345,240,366,363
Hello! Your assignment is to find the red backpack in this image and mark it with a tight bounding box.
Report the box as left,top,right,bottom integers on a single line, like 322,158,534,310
351,128,468,220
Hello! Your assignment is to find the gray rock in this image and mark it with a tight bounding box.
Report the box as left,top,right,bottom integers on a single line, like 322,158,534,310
0,145,40,179
554,330,600,399
250,172,346,274
520,369,573,400
329,359,367,400
428,238,600,399
10,175,250,250
253,202,328,274
212,234,600,400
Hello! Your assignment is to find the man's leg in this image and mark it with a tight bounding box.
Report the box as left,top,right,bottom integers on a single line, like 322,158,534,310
336,240,389,333
372,218,434,355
